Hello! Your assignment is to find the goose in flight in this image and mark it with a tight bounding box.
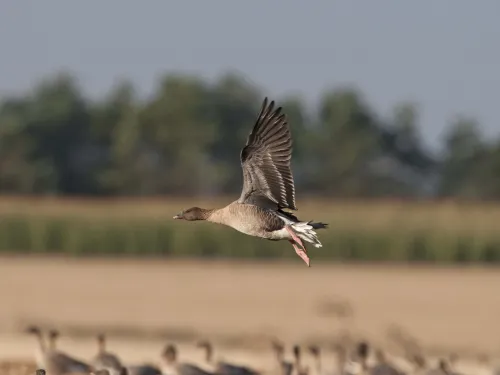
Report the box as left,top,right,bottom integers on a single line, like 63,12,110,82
173,97,327,266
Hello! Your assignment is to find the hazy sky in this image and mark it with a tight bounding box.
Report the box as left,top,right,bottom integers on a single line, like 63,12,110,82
1,1,499,151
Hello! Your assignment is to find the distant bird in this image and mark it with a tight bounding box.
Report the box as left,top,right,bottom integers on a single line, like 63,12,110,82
126,364,162,375
26,326,48,368
332,343,348,375
197,340,260,375
308,345,335,375
125,344,163,375
291,345,309,375
424,359,450,375
369,349,404,375
173,97,327,266
344,341,369,375
26,326,92,375
271,340,293,375
92,333,124,375
424,358,463,375
48,329,59,351
161,343,213,375
408,354,427,375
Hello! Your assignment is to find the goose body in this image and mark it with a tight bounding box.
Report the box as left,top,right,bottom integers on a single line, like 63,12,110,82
27,326,92,375
197,340,260,375
161,343,214,375
174,97,327,266
47,329,93,374
271,340,294,375
369,349,405,375
127,364,163,375
92,334,124,375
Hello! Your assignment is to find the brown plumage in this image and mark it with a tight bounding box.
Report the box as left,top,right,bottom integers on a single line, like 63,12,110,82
47,329,58,351
174,97,327,266
369,349,405,375
197,340,260,375
92,333,124,375
161,343,213,375
26,326,92,375
292,345,309,375
307,345,322,375
271,340,293,375
239,98,296,210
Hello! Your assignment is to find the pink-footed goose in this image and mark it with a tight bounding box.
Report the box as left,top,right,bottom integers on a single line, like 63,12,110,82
92,333,124,375
291,345,309,375
344,342,405,375
161,343,214,375
27,326,92,375
173,97,327,267
197,340,261,375
271,340,293,375
308,345,337,375
369,349,405,375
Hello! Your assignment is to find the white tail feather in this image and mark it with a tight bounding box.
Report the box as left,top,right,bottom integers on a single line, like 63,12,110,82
291,221,322,248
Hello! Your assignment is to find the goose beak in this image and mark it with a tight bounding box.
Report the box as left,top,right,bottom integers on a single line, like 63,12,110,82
173,213,181,219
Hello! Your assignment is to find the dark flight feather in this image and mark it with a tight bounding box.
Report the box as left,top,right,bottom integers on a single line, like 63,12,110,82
239,97,297,210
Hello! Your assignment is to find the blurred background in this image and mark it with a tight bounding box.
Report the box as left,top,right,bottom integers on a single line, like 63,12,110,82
1,2,500,375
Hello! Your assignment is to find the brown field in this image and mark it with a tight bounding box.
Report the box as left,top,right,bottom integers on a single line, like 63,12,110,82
0,257,499,374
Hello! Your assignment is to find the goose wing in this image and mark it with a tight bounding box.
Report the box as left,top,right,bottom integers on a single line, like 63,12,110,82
217,361,260,375
178,363,214,375
238,97,296,210
49,351,92,373
93,352,123,370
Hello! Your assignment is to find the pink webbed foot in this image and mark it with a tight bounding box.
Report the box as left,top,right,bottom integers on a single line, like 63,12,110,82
290,240,310,267
285,225,310,267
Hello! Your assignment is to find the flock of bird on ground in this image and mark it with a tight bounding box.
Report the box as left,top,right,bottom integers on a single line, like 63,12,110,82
14,326,499,375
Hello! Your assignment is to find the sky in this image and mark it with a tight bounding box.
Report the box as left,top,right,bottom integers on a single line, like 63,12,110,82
1,1,499,152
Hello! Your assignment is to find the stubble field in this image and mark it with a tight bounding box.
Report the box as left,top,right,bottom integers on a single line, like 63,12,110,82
0,257,499,373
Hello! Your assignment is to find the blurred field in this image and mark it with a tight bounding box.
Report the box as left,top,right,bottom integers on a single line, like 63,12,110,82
3,197,500,233
1,198,500,373
1,197,500,262
1,256,500,366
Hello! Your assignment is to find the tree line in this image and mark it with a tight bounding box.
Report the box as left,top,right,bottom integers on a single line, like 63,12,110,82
0,71,497,199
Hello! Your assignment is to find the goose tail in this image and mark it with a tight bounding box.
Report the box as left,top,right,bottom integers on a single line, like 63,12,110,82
291,221,327,248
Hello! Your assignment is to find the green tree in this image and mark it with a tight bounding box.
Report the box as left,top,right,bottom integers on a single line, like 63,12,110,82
0,98,57,193
209,72,262,194
0,69,496,200
91,81,151,195
26,72,95,194
313,87,383,196
439,116,485,198
140,74,217,195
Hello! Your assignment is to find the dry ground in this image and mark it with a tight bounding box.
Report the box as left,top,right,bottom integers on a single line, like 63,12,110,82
0,257,499,371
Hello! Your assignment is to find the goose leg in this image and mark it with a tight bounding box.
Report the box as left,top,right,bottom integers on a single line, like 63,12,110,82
290,241,310,267
285,226,310,267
